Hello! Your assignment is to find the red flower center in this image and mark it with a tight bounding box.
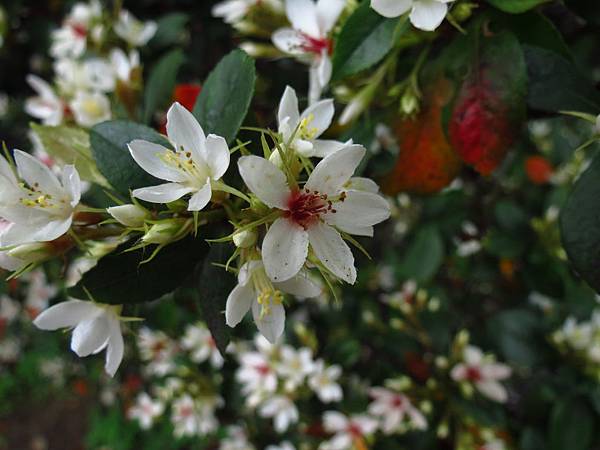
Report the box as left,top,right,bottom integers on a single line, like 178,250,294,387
71,23,88,38
285,189,334,229
348,423,363,438
392,395,405,408
255,363,271,376
300,33,333,56
466,366,483,382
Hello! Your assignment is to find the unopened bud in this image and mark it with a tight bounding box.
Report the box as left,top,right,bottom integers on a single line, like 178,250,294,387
107,204,148,227
7,242,54,265
456,329,470,346
233,229,257,248
142,219,191,245
401,91,419,116
339,83,378,126
239,42,280,58
452,2,477,22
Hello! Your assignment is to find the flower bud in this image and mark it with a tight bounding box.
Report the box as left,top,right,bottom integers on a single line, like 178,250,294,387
401,91,419,116
339,83,378,126
239,42,281,58
7,242,54,265
142,219,191,245
452,2,477,22
233,229,257,249
108,204,148,227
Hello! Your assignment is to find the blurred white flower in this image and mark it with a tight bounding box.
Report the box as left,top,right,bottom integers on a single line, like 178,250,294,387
308,360,343,403
50,0,102,58
277,345,315,390
25,75,64,126
24,269,56,319
370,0,455,31
181,323,224,368
70,90,111,127
114,10,157,47
258,395,299,433
266,442,295,450
107,204,148,228
137,327,177,376
110,48,140,82
128,392,164,429
171,394,222,437
319,411,378,450
0,337,20,362
0,295,20,325
212,0,257,23
368,387,427,434
220,425,256,450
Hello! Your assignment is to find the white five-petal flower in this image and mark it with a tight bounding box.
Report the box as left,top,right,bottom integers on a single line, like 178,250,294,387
368,387,427,434
114,10,158,47
272,0,346,104
128,102,230,211
308,360,343,403
33,299,125,377
277,86,348,159
320,411,378,450
128,392,164,429
0,150,81,247
24,75,65,126
370,0,455,31
238,146,390,284
226,259,321,343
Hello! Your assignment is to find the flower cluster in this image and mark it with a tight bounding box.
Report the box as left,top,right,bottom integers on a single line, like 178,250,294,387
552,310,600,379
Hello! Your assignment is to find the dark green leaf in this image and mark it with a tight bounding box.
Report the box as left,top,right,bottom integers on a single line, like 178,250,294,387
549,397,594,450
525,45,600,114
487,309,546,365
142,49,185,124
90,120,169,198
69,236,209,304
397,226,444,282
196,243,236,356
148,13,189,48
486,0,550,14
520,428,546,450
331,2,402,81
193,49,256,144
560,153,600,293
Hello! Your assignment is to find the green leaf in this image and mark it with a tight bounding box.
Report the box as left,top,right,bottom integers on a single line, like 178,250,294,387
90,120,169,198
487,309,546,365
68,236,209,304
549,397,594,450
148,13,189,48
560,153,600,293
525,45,600,114
30,123,108,187
331,2,402,81
142,49,185,124
196,243,236,356
397,226,444,282
486,0,550,14
193,49,256,144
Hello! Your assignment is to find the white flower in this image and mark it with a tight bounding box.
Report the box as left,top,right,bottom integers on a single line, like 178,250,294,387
171,394,221,437
114,10,157,47
277,345,315,389
24,269,56,319
276,86,348,159
238,146,390,284
110,48,140,82
320,411,378,450
220,425,256,450
266,442,295,450
272,0,346,104
370,0,454,31
236,349,278,401
107,204,148,227
25,75,64,126
0,150,81,247
137,327,177,376
128,392,164,429
50,1,102,58
181,323,224,368
212,0,256,23
0,295,20,325
450,346,512,403
308,360,343,402
33,300,125,377
129,102,230,211
368,387,427,434
0,337,20,362
70,90,112,127
54,59,115,96
226,259,321,343
259,395,299,433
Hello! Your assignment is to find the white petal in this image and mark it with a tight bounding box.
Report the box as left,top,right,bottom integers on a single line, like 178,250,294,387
316,0,346,34
61,165,81,207
307,221,356,284
27,74,57,100
312,139,348,158
278,86,301,130
346,176,380,193
305,144,365,195
272,28,307,56
105,318,124,377
300,98,334,139
464,346,483,365
128,140,188,182
275,270,322,298
205,134,230,180
481,363,512,380
371,0,412,18
132,183,193,204
317,52,332,87
410,0,448,31
325,191,390,231
107,204,147,227
238,156,290,209
29,217,73,243
187,179,212,211
13,150,63,198
323,411,348,432
476,380,508,403
71,313,111,357
308,62,324,105
262,217,309,282
33,300,100,330
166,102,207,161
285,0,319,36
0,155,17,185
226,283,255,327
450,364,467,381
252,300,285,343
334,224,373,237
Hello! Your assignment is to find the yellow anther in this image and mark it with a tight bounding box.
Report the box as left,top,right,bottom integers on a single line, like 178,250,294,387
299,114,318,140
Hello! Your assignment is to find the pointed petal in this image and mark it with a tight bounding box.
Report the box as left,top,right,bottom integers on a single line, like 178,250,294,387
105,318,124,377
278,86,301,130
226,283,255,327
262,217,309,282
305,144,365,195
481,363,512,380
0,155,17,185
30,217,73,243
307,221,356,284
205,134,230,180
308,61,324,105
476,380,508,403
128,140,188,182
312,139,348,158
334,224,373,237
346,176,380,193
317,52,332,87
324,191,390,230
450,364,467,381
316,0,346,33
71,314,111,357
286,0,319,36
371,0,412,18
300,98,334,139
33,300,100,330
252,300,285,343
166,102,207,161
187,179,212,211
132,183,193,204
238,156,290,209
409,0,448,31
275,270,322,298
272,28,307,56
13,150,63,198
464,346,483,365
61,165,81,206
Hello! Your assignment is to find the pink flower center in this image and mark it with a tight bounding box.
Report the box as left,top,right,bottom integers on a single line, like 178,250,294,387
255,363,271,376
179,405,193,418
70,23,88,38
391,395,405,408
285,188,336,229
348,423,363,438
466,366,483,382
300,33,333,56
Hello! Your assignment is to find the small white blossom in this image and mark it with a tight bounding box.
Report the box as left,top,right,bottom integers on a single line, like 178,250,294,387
259,395,299,433
128,392,164,429
370,0,455,31
319,411,378,450
277,346,315,390
171,394,222,438
50,0,102,58
368,387,427,434
114,10,157,47
181,323,224,368
308,360,343,403
137,327,177,376
220,425,256,450
25,75,64,126
70,90,112,127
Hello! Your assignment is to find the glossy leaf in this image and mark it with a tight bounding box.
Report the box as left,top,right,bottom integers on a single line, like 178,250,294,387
486,0,550,14
142,49,185,124
397,226,444,283
549,397,594,450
